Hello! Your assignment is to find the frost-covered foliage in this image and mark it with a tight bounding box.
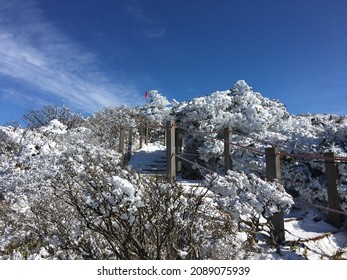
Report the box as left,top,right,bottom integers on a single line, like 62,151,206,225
1,80,347,259
173,80,289,135
87,106,142,149
169,80,347,214
205,171,293,222
0,118,258,260
0,119,122,258
148,90,170,108
170,80,290,177
87,105,168,152
0,119,121,211
0,155,246,259
141,90,171,124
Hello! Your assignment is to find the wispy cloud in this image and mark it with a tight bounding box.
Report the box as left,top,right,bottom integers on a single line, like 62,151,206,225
142,28,166,39
125,2,165,40
125,2,151,23
0,0,140,113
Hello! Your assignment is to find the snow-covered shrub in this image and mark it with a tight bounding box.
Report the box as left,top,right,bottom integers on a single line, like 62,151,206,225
141,90,171,124
87,106,142,149
204,171,293,226
173,80,289,136
0,118,252,259
1,165,249,259
168,80,347,215
148,90,170,109
88,105,162,150
170,80,289,178
0,126,22,157
22,105,84,129
0,119,123,259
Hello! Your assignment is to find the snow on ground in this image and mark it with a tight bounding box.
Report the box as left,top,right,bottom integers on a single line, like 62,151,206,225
282,207,347,260
127,142,167,174
128,143,347,260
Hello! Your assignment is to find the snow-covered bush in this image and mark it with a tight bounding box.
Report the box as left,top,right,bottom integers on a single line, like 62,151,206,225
170,80,290,178
87,106,141,149
0,165,249,259
22,105,84,129
141,90,171,124
173,80,289,136
168,80,347,215
204,171,293,233
87,105,166,151
148,90,170,109
0,119,122,259
0,119,257,259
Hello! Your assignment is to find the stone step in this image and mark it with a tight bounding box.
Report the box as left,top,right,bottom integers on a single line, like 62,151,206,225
142,169,166,172
146,164,166,167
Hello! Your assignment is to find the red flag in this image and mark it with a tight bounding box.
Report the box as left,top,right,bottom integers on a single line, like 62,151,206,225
145,90,149,99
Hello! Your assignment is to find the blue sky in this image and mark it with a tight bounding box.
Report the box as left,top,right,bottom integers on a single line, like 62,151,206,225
0,0,347,125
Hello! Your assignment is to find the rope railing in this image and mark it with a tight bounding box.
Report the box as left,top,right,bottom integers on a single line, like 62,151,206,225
181,152,201,157
123,119,347,242
277,150,347,163
232,157,265,174
175,154,217,175
146,125,166,129
295,199,347,217
175,124,265,156
191,125,347,164
232,130,286,149
122,119,347,165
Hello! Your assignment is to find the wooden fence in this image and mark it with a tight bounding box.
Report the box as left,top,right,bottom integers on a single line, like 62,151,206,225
117,120,163,166
119,119,346,243
164,120,346,242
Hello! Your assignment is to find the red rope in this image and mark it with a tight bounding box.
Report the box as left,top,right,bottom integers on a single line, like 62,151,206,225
277,151,347,163
175,124,265,155
160,122,347,163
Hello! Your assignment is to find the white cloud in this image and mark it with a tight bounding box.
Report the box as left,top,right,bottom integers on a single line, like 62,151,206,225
0,0,141,113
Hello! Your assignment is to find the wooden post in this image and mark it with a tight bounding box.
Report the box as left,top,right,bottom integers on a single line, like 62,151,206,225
119,128,125,154
324,152,342,228
265,147,285,243
175,128,183,174
118,128,125,165
145,122,149,145
167,120,176,183
265,147,282,181
139,121,144,149
224,127,232,173
127,129,133,161
164,128,167,146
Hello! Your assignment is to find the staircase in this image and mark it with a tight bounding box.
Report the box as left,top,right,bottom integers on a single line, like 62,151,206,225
127,143,167,176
